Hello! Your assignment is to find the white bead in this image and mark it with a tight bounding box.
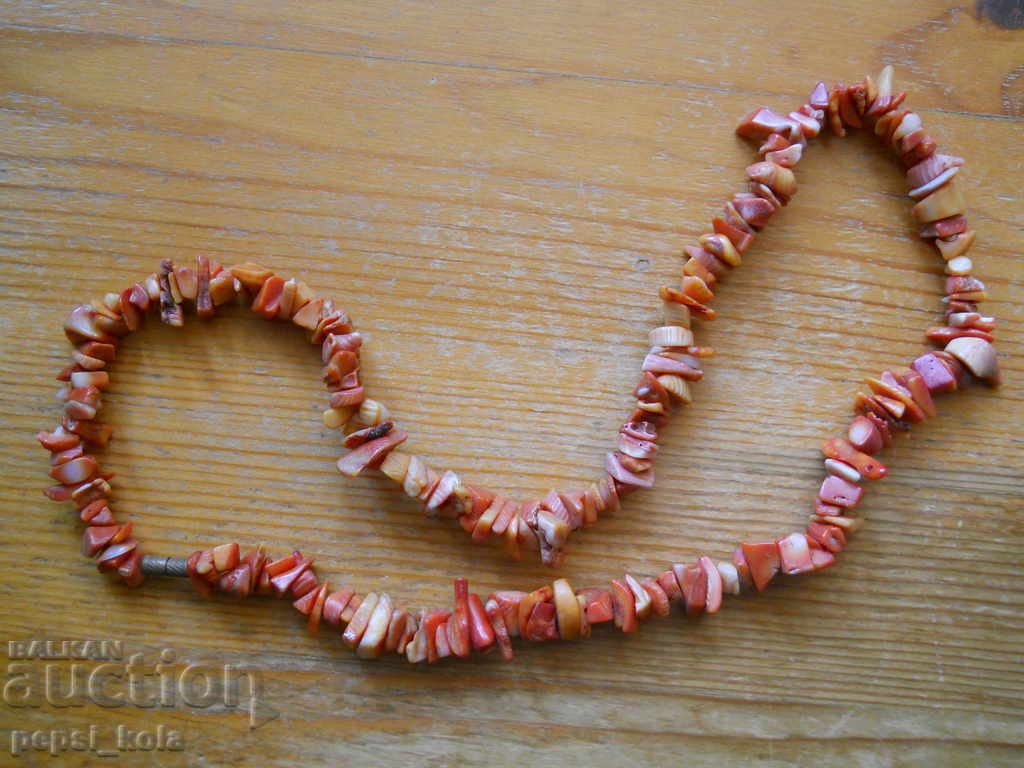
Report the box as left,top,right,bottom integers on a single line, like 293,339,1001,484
908,166,959,199
648,325,693,348
874,65,893,108
892,112,922,143
945,256,972,276
717,561,740,595
947,312,978,327
825,458,861,484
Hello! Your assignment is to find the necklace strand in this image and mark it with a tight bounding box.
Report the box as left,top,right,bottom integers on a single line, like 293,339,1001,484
38,67,1000,663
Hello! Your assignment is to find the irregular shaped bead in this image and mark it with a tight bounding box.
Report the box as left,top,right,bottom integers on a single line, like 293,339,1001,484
736,108,797,141
576,586,614,625
698,233,742,268
732,195,775,229
649,325,693,347
778,533,813,575
945,337,1000,386
745,161,797,198
336,429,408,476
342,592,379,648
699,556,723,614
821,438,887,479
550,578,580,640
712,216,754,252
717,561,740,595
610,579,638,632
847,415,883,454
912,352,959,394
912,180,965,223
806,521,846,553
484,600,514,661
936,230,976,261
323,590,355,626
640,578,671,617
818,475,863,508
741,541,781,592
825,458,861,484
624,574,652,621
467,593,495,650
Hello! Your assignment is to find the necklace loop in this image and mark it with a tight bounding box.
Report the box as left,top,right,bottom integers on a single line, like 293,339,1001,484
38,67,1000,663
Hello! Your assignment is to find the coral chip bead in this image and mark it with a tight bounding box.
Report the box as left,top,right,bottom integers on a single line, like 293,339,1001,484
778,533,814,575
610,579,638,633
552,579,581,640
699,557,723,614
818,475,863,508
466,593,496,651
740,542,781,592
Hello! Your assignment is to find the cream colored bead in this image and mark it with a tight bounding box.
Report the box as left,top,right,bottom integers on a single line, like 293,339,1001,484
873,65,893,110
166,269,183,304
536,509,569,549
662,300,691,328
814,514,864,533
357,593,393,658
824,458,861,484
174,266,198,300
698,233,741,267
656,374,691,403
277,278,298,319
322,406,354,429
912,180,965,223
208,273,238,306
403,455,429,497
945,256,972,276
649,325,693,348
891,112,922,144
947,312,994,328
89,297,118,320
380,451,412,483
144,274,161,301
936,230,975,261
291,281,315,316
552,578,581,641
357,399,389,426
103,292,122,313
342,592,379,648
635,400,665,414
945,337,999,385
717,561,740,595
212,542,239,572
625,574,652,621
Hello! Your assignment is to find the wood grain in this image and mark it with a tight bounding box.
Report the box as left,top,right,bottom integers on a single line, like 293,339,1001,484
0,1,1021,765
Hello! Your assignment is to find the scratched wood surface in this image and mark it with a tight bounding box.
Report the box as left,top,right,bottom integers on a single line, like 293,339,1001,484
0,1,1022,765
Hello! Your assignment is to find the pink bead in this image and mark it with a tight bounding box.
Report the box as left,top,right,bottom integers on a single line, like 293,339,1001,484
778,533,814,575
818,475,863,508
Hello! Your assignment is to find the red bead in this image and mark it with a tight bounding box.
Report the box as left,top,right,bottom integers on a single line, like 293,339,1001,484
578,587,614,624
740,542,780,592
467,593,495,651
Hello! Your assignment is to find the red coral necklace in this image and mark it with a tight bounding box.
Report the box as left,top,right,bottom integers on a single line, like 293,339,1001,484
38,67,1001,663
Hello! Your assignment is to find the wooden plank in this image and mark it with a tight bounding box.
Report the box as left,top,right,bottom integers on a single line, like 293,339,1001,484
0,3,1021,765
2,0,1022,116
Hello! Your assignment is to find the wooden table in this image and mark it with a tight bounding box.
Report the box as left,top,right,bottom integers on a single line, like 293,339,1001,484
2,2,1021,764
